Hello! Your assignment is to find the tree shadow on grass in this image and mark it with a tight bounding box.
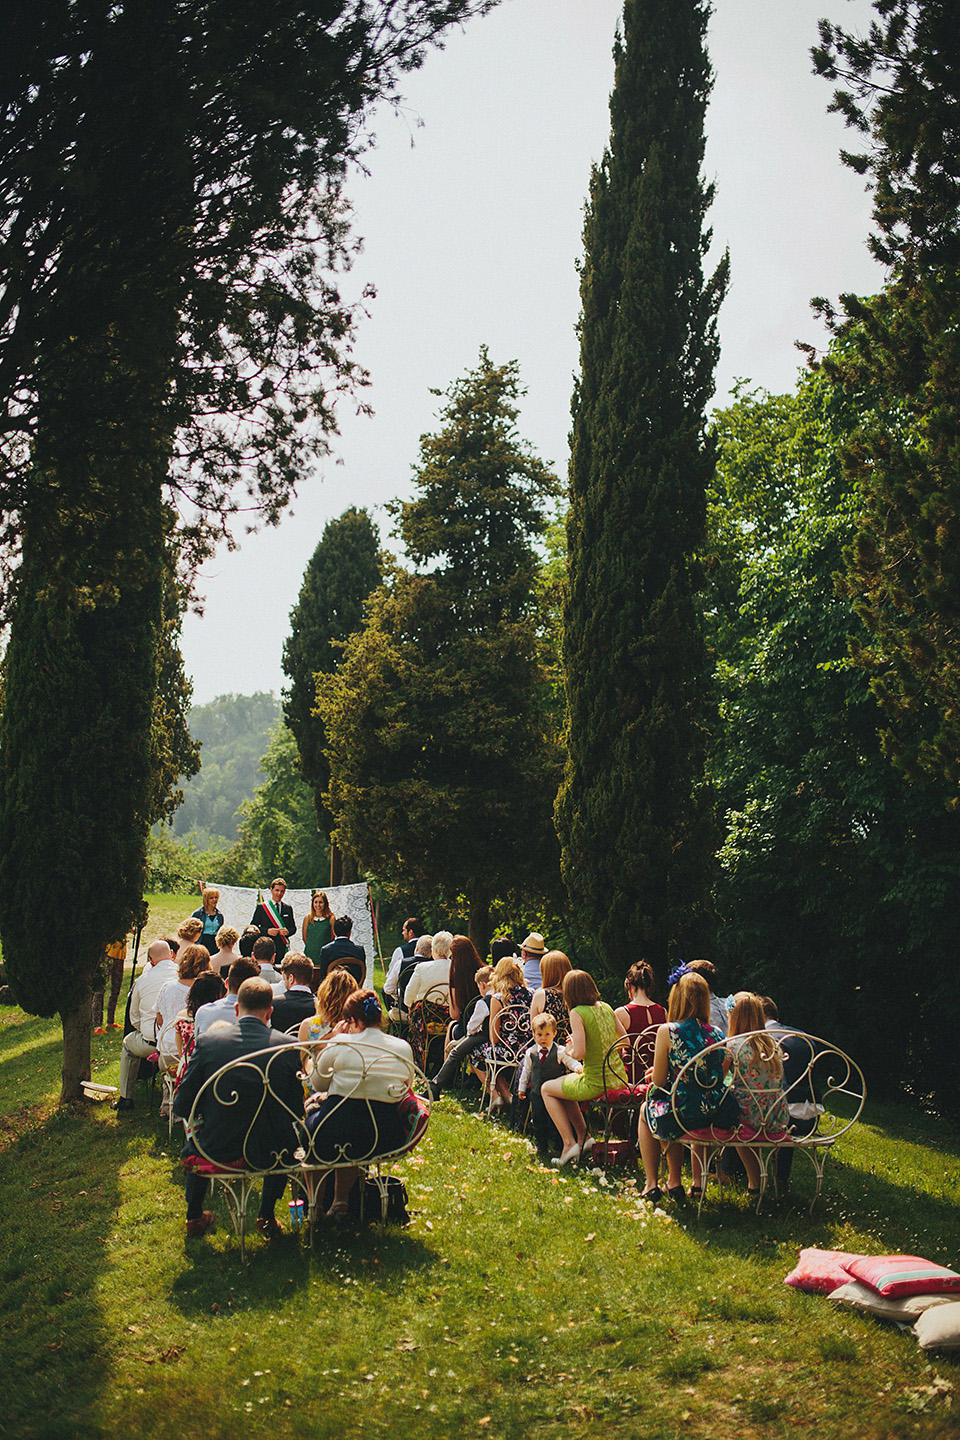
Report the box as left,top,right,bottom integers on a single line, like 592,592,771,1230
0,1103,144,1440
681,1148,960,1272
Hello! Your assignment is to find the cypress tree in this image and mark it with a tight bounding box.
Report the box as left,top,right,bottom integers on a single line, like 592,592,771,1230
556,0,728,977
282,507,382,859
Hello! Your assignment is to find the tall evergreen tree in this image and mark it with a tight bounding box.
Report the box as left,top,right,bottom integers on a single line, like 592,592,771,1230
282,507,382,862
320,351,562,954
556,0,727,977
0,0,497,1099
811,2,960,787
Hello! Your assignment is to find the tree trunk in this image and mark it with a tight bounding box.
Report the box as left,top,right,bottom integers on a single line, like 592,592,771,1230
468,889,490,960
60,990,93,1103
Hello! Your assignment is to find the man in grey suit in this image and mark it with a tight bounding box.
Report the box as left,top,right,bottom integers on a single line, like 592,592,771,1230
173,976,303,1238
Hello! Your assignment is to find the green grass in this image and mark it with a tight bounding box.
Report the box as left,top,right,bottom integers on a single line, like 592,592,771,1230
1,899,958,1438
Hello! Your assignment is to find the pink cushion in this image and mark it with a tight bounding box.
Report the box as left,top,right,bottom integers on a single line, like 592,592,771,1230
182,1154,247,1175
735,1124,791,1142
842,1255,960,1299
684,1126,736,1143
784,1248,865,1295
600,1088,634,1104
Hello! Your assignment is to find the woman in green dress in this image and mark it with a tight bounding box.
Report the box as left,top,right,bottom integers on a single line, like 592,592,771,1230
540,969,627,1167
302,890,336,964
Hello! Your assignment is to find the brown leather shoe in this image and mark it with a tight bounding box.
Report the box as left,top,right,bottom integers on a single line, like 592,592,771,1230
185,1211,213,1237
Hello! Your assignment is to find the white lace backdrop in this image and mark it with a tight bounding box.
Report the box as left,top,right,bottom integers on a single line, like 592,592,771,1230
210,882,375,987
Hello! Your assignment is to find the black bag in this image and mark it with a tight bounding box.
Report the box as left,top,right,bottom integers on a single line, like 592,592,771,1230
319,1172,411,1225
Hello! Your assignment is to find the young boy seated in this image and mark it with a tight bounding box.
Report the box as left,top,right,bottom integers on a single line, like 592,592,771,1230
427,966,493,1099
517,1011,582,1159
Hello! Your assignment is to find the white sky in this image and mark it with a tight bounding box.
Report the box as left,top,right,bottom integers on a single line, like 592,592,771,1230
181,0,882,706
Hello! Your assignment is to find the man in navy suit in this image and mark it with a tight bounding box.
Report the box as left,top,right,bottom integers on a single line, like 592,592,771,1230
173,976,303,1238
316,914,366,986
270,954,317,1033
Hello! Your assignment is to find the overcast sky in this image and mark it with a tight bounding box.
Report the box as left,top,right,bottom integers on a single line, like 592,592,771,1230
181,0,882,707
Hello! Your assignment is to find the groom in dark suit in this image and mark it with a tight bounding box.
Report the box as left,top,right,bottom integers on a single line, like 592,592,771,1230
173,976,304,1238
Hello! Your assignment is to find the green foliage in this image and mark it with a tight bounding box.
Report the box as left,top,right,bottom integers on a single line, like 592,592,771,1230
709,365,960,1112
235,721,328,889
320,351,562,950
282,507,382,833
811,3,960,787
557,0,727,979
149,551,201,827
146,829,231,896
0,559,159,1017
172,692,281,844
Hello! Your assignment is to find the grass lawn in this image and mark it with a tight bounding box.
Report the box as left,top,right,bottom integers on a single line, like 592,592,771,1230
1,902,959,1438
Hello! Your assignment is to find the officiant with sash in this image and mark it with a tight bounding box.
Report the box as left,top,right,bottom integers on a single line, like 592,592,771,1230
250,877,295,965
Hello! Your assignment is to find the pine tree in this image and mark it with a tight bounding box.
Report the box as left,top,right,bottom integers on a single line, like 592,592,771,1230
320,351,562,953
556,0,728,978
282,507,382,855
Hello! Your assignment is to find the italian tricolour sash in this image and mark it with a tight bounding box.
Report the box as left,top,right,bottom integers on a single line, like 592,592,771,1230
260,894,289,950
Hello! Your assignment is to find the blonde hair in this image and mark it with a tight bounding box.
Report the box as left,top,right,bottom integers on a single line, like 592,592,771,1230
727,991,781,1069
492,955,524,999
314,968,360,1028
177,917,203,942
202,887,220,908
667,972,710,1024
215,925,239,949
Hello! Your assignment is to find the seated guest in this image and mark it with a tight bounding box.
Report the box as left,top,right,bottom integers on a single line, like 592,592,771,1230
299,967,361,1046
212,925,241,978
725,991,789,1197
529,949,573,1046
239,925,261,958
395,932,434,1016
614,960,666,1082
446,936,482,1040
304,990,415,1218
383,917,425,1013
687,959,729,1036
155,944,213,1073
428,965,493,1098
761,996,823,1192
517,1011,583,1159
174,972,226,1087
195,958,259,1038
473,956,533,1110
191,887,225,956
518,932,546,993
540,969,627,1167
270,954,318,1032
404,930,454,1010
113,939,177,1112
639,968,739,1203
316,915,366,986
251,935,284,992
177,916,204,947
173,977,304,1239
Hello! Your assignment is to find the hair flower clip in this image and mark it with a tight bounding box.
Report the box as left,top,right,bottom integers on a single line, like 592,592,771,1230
667,962,690,987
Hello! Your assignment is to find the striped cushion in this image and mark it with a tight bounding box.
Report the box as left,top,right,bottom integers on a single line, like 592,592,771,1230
843,1255,960,1299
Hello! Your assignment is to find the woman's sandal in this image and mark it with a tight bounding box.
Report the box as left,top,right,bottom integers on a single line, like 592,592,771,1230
325,1201,350,1220
666,1184,686,1202
641,1186,663,1205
